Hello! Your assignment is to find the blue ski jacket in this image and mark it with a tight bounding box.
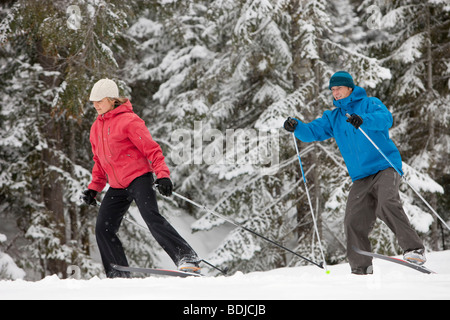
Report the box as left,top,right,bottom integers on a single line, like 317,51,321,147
293,86,402,182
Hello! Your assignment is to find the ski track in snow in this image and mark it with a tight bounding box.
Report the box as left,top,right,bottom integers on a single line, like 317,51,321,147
1,250,449,300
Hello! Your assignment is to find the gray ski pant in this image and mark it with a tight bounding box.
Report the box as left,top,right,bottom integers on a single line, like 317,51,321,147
344,168,424,271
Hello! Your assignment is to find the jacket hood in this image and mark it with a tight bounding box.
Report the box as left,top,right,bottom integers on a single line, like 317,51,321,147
97,99,133,120
333,86,367,109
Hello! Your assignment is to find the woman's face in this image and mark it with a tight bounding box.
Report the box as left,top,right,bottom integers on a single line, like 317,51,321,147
93,98,114,115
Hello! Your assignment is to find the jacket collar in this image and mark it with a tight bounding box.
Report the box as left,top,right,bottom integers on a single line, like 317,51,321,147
97,99,133,120
333,86,367,110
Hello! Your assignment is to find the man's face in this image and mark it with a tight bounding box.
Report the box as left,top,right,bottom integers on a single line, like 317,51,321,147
331,86,353,101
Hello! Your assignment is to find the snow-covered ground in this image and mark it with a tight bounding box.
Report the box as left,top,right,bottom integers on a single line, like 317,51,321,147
0,250,449,300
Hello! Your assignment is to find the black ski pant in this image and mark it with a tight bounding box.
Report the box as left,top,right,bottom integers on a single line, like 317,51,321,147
344,168,424,272
95,173,198,278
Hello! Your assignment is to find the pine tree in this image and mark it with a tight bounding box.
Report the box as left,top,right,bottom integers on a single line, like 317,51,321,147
0,0,447,279
0,232,25,280
125,0,395,274
0,0,134,278
359,0,449,251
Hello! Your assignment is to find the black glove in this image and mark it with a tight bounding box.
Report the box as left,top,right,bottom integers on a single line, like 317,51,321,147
155,178,173,197
346,113,363,129
81,189,97,206
283,117,298,132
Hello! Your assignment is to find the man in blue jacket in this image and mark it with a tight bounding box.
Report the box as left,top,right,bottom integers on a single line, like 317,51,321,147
284,71,425,274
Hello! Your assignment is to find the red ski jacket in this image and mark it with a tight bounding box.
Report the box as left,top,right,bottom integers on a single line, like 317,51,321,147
88,100,170,192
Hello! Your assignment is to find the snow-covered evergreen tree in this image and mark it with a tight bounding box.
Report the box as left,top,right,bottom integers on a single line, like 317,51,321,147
125,0,408,274
359,0,449,251
0,0,447,279
0,0,135,278
0,232,25,280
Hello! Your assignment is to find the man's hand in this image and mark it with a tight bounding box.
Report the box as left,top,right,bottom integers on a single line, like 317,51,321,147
283,117,298,132
346,113,363,129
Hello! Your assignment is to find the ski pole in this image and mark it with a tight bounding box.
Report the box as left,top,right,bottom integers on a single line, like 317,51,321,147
84,197,228,275
291,133,328,273
124,214,228,275
169,189,324,269
345,113,450,231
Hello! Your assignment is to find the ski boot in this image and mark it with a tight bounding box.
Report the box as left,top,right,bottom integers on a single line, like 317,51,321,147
403,249,426,265
178,259,201,274
351,265,373,275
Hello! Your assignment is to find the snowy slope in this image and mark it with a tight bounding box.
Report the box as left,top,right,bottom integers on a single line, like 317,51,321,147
0,250,449,300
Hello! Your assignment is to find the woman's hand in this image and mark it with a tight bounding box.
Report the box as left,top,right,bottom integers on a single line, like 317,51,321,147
155,178,173,197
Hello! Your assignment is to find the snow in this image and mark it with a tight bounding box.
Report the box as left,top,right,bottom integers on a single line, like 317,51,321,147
401,194,434,233
0,234,26,280
127,17,163,39
392,34,424,64
0,252,26,280
0,250,449,300
402,162,444,194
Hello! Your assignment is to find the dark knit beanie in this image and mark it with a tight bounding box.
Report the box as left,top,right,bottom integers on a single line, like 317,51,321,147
329,71,355,90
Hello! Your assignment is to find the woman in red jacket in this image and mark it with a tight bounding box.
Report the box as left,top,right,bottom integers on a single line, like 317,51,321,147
81,79,200,278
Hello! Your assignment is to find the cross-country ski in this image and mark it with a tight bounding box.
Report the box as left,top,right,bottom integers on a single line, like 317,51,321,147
353,247,437,275
110,264,203,278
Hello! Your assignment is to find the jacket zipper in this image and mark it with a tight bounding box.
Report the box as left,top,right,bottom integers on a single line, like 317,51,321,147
101,116,125,188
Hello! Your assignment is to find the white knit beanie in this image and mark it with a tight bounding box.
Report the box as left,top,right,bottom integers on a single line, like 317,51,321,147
89,78,119,101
